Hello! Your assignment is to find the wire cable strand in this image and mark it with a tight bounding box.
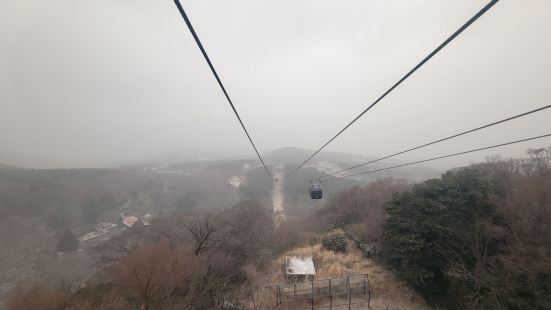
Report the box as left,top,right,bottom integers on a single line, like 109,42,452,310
287,0,499,178
319,104,551,180
173,0,273,179
325,133,551,181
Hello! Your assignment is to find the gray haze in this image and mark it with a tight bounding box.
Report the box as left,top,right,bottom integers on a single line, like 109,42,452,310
1,0,551,168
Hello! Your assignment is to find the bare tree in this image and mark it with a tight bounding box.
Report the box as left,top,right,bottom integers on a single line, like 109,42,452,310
114,240,202,310
7,283,67,310
181,213,225,256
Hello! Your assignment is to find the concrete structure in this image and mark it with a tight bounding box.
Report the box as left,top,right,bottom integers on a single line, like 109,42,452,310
78,230,105,242
79,221,119,242
227,176,242,188
95,221,117,232
285,256,316,282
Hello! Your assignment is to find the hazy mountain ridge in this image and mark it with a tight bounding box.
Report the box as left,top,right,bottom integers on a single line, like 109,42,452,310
263,147,375,164
0,149,62,169
265,147,440,181
0,162,21,170
0,146,440,182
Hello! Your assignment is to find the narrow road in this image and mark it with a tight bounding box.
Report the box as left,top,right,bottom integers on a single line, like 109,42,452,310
272,169,285,227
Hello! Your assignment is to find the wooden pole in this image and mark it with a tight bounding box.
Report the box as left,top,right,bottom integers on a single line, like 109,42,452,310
329,279,333,309
348,276,351,310
311,280,314,310
368,274,371,307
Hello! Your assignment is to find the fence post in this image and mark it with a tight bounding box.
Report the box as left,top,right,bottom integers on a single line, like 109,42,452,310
277,286,280,306
294,283,296,299
329,279,333,309
311,280,314,310
347,276,351,310
368,274,371,308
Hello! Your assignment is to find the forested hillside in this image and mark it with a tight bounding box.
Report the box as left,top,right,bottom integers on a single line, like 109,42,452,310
319,147,551,309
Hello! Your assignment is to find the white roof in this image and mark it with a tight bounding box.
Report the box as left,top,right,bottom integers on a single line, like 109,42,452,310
227,176,242,188
95,221,117,230
79,230,105,242
286,256,316,275
122,216,138,228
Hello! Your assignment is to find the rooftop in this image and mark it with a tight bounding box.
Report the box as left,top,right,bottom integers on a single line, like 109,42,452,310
286,256,316,275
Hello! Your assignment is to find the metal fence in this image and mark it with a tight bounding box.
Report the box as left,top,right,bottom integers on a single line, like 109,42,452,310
276,274,370,309
344,229,373,258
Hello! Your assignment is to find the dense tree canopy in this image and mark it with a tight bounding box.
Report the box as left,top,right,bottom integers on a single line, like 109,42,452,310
382,153,551,309
56,230,79,253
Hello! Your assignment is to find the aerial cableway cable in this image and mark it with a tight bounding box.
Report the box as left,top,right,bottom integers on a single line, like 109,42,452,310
173,0,273,179
324,133,551,181
287,0,500,178
318,104,551,180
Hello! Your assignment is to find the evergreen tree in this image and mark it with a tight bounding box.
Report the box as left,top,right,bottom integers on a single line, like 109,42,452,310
81,195,99,224
46,204,73,230
56,230,79,252
382,168,500,306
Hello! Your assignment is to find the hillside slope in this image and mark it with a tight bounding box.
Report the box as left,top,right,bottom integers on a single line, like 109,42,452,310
239,243,429,309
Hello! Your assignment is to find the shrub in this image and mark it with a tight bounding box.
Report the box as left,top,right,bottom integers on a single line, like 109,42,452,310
56,230,79,253
7,283,67,310
322,229,347,253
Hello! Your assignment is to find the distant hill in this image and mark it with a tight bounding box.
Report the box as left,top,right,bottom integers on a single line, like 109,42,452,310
0,149,245,169
101,150,248,169
0,146,440,181
0,163,21,170
0,149,61,169
265,147,441,182
263,147,374,164
263,147,312,164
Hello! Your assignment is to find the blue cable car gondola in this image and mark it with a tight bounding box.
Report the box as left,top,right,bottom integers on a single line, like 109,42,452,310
309,180,323,199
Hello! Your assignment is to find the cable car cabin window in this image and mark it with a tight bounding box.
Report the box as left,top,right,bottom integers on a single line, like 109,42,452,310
309,181,323,199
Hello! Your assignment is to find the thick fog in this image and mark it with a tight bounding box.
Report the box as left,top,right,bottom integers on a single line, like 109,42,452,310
1,0,551,168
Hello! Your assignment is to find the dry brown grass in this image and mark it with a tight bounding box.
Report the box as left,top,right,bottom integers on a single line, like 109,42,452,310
239,242,431,310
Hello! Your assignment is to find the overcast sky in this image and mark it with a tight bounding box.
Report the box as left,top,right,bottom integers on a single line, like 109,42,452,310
1,0,551,168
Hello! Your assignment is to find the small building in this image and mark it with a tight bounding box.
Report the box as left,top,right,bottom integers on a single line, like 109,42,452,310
79,221,119,242
122,216,139,228
227,176,242,188
285,256,316,282
95,221,117,232
78,230,105,242
142,212,152,226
